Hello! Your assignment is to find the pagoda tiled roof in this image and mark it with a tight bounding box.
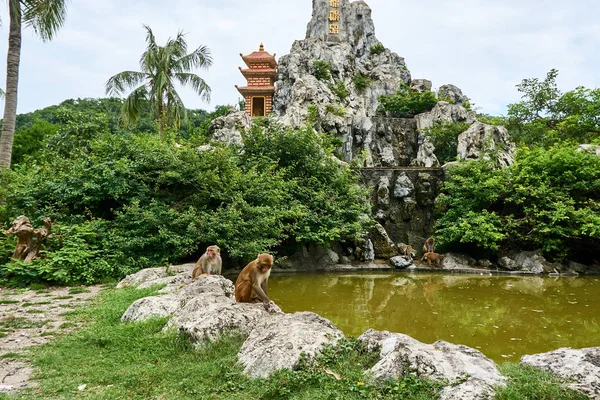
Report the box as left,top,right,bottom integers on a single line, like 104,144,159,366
235,85,276,96
240,43,277,69
239,67,277,77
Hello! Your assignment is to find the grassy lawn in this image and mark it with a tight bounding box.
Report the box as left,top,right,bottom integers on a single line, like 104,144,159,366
0,285,590,399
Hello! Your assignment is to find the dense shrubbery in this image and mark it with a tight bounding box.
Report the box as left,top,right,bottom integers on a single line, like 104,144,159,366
436,145,600,261
378,85,437,118
507,69,600,147
0,108,370,285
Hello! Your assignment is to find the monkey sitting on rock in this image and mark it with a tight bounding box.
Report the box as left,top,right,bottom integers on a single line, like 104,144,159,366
192,245,222,279
235,254,274,311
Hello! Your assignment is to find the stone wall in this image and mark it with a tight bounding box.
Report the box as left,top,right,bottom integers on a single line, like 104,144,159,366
361,167,444,250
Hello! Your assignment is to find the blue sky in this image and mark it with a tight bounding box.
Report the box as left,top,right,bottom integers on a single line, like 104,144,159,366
1,0,599,116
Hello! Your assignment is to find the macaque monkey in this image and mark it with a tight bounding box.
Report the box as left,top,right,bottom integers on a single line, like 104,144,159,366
192,245,222,279
397,243,416,258
235,254,273,311
421,252,445,268
423,237,435,253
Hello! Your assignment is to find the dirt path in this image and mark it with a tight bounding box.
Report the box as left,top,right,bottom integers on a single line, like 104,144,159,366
0,285,103,393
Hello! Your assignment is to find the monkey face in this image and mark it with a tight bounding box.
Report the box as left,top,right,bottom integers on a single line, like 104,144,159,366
257,254,273,273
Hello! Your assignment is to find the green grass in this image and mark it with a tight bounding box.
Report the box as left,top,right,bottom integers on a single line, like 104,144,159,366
5,287,586,400
495,363,589,400
58,322,77,329
53,296,73,300
0,316,48,330
25,309,45,314
0,352,25,360
8,286,444,399
68,287,91,294
21,301,51,307
0,299,20,304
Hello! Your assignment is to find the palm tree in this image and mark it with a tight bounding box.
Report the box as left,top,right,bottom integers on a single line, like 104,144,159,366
105,25,212,136
0,0,68,169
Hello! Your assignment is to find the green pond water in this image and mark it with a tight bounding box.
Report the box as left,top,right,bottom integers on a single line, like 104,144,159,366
269,272,600,363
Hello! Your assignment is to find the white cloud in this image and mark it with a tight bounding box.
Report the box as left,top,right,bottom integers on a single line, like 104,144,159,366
0,0,598,117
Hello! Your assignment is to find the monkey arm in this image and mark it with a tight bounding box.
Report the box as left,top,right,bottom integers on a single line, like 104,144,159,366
252,280,270,303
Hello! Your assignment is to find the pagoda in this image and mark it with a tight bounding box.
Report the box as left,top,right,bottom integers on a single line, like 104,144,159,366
235,44,277,117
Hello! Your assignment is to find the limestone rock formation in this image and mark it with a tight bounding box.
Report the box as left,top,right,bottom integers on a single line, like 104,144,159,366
498,251,557,274
274,0,410,128
410,79,432,93
121,295,181,322
577,144,600,156
457,122,516,167
415,101,477,131
410,140,440,168
438,84,470,105
207,110,252,146
521,347,600,399
358,329,506,400
238,312,343,378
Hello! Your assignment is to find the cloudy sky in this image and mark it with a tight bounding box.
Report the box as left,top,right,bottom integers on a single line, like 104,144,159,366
1,0,599,117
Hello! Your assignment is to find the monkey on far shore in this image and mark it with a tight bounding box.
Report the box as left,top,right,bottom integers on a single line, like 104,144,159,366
421,252,444,268
235,254,273,311
192,245,222,280
423,237,435,253
397,243,416,258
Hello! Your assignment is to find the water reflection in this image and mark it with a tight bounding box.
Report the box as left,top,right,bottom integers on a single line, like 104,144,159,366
269,272,600,363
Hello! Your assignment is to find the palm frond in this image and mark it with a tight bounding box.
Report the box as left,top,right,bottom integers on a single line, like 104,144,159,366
177,45,213,73
174,72,211,102
165,86,188,128
105,70,146,96
22,0,68,41
121,84,149,127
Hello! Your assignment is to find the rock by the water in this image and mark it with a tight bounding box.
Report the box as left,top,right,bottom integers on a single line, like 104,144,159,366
521,347,600,399
166,298,279,343
370,223,398,259
441,253,478,270
358,329,506,400
116,267,169,289
390,255,413,269
498,251,556,274
238,312,343,378
121,295,181,322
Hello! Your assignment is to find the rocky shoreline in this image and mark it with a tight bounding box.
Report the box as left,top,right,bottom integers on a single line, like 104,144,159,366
118,264,600,400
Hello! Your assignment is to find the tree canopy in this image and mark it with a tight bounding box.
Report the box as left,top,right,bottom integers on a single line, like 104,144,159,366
105,25,213,136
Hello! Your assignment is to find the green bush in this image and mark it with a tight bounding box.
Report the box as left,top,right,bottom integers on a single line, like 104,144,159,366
326,104,346,117
2,117,371,284
312,60,332,81
352,72,372,91
378,85,437,118
369,43,386,55
328,81,349,99
436,145,600,261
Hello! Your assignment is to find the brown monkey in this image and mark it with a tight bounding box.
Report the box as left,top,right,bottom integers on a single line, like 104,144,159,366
421,252,444,268
192,245,222,279
234,254,273,311
423,237,435,253
397,243,416,258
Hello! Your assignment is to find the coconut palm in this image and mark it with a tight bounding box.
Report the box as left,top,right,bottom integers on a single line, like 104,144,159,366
0,0,68,169
105,25,212,136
